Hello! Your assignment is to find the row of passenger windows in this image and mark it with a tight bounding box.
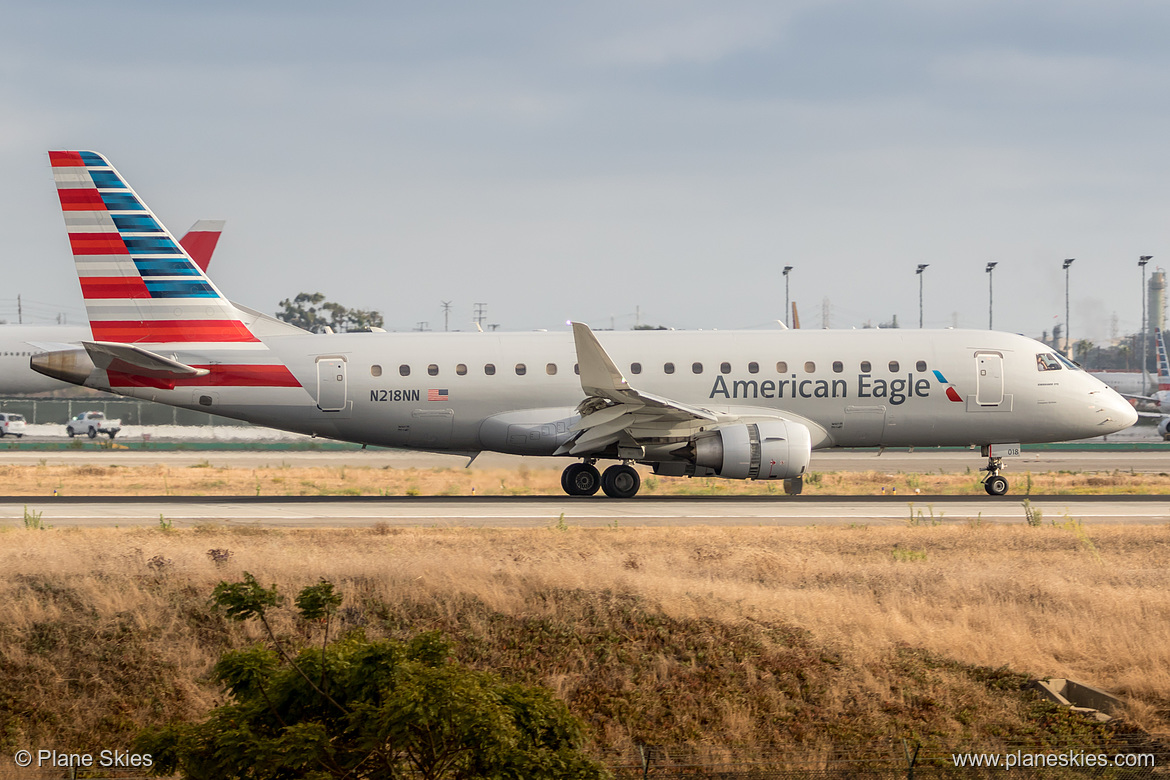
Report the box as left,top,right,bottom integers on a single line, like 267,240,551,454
371,359,932,377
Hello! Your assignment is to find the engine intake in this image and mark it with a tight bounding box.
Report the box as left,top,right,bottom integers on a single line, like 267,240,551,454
692,421,811,480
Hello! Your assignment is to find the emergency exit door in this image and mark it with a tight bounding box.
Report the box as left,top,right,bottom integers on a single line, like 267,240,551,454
316,357,347,412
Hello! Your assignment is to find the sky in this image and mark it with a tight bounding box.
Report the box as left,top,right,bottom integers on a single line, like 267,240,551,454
2,1,1169,342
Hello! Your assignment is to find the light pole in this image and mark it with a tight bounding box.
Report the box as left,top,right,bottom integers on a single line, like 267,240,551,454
1140,255,1153,392
783,266,793,327
985,262,997,329
916,264,929,328
1062,258,1075,356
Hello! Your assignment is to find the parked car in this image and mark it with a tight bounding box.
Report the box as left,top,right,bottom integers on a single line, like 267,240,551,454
0,412,26,438
66,411,122,440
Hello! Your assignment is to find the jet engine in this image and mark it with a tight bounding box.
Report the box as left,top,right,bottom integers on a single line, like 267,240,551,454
1158,416,1170,441
689,420,812,480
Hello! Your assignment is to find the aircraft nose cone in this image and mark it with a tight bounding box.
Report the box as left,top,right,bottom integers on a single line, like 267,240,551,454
1097,390,1138,432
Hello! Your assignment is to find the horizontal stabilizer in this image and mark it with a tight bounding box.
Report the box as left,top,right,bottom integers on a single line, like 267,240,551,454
82,341,210,379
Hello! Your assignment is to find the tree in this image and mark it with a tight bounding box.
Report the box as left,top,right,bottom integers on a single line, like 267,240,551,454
277,293,385,333
137,575,606,780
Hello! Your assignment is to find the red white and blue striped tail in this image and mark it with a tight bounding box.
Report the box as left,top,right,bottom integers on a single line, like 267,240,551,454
49,150,255,345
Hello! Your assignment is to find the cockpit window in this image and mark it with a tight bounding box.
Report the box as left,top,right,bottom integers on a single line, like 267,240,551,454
1055,353,1081,370
1036,353,1062,371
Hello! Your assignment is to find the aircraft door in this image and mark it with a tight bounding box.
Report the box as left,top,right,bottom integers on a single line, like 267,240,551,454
316,357,348,412
975,352,1004,406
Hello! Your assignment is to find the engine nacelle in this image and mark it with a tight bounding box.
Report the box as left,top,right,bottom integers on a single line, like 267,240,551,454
1159,416,1170,441
691,420,812,480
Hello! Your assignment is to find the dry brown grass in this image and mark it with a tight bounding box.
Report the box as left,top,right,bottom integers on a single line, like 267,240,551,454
1,522,1167,760
2,462,1169,496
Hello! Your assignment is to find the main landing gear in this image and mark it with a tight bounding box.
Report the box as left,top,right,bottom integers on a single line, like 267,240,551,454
981,454,1009,496
561,461,642,498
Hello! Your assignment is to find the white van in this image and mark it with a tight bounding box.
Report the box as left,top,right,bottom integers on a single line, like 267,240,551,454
0,412,27,438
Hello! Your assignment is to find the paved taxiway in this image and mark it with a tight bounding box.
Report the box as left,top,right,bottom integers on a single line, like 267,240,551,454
2,495,1167,528
1,447,1168,472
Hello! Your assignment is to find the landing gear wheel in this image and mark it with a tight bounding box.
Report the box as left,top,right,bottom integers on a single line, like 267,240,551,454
984,475,1009,496
601,464,641,498
561,463,601,496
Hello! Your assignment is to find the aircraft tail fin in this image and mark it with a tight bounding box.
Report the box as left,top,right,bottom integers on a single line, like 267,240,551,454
178,219,225,272
49,151,255,346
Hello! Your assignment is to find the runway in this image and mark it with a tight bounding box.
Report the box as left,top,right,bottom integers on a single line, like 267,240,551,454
3,495,1168,528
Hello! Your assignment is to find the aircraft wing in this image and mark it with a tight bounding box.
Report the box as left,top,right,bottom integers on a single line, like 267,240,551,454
1121,392,1159,404
556,322,721,457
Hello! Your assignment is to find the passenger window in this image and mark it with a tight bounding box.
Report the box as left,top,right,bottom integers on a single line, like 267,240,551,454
832,361,843,373
692,362,703,374
916,360,927,372
860,360,871,372
776,361,788,373
630,362,642,375
720,362,731,374
748,362,759,374
484,364,496,376
371,365,382,377
399,365,410,377
546,363,557,376
889,360,900,372
456,363,467,376
804,361,816,373
428,364,439,376
664,362,675,374
515,363,527,376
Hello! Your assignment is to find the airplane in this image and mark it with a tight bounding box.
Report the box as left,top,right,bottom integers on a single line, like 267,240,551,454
30,150,1138,497
0,220,223,394
1117,327,1170,439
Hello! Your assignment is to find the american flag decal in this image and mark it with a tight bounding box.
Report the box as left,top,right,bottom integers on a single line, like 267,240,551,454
428,388,449,401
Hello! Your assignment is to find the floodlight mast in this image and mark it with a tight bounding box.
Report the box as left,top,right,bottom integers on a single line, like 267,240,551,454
1062,258,1075,355
783,266,793,328
1140,255,1153,393
985,262,997,329
916,264,929,328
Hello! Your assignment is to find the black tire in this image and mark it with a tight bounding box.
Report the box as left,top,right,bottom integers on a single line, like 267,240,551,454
561,463,601,496
0,430,5,438
984,475,1009,496
87,427,97,439
108,430,117,440
67,428,75,438
15,434,22,438
601,465,641,499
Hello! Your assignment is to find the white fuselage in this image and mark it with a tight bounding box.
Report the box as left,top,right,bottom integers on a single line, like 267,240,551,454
92,327,1136,456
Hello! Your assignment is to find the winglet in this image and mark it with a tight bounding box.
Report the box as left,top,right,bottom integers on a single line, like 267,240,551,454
571,322,629,400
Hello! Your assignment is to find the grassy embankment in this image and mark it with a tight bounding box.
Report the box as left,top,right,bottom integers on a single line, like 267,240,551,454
2,462,1169,496
1,521,1167,770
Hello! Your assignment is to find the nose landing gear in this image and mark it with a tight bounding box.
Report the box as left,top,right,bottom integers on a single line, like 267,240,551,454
981,453,1009,496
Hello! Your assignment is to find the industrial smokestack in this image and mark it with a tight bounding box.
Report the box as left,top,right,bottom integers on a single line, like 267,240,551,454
1150,269,1166,333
